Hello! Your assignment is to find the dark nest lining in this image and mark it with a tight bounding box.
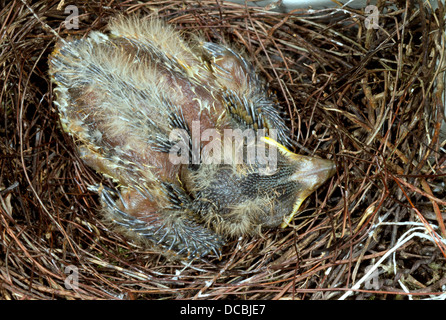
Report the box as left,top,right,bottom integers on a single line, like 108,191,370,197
1,0,445,300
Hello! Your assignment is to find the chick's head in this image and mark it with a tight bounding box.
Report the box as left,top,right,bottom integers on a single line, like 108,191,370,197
181,134,336,238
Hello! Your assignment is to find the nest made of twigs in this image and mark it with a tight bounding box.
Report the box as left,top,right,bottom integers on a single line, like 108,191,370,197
1,0,445,300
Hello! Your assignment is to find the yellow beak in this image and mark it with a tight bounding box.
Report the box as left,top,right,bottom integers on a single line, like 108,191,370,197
261,137,336,228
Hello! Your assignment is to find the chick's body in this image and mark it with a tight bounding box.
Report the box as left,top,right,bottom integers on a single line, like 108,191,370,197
49,16,335,259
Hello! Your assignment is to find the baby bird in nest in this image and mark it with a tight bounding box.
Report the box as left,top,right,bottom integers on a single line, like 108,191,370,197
49,15,336,259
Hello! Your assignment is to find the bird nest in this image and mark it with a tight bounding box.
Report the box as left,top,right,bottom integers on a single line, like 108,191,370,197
1,0,445,300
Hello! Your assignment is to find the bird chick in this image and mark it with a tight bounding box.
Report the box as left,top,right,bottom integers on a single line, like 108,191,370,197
49,15,336,259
